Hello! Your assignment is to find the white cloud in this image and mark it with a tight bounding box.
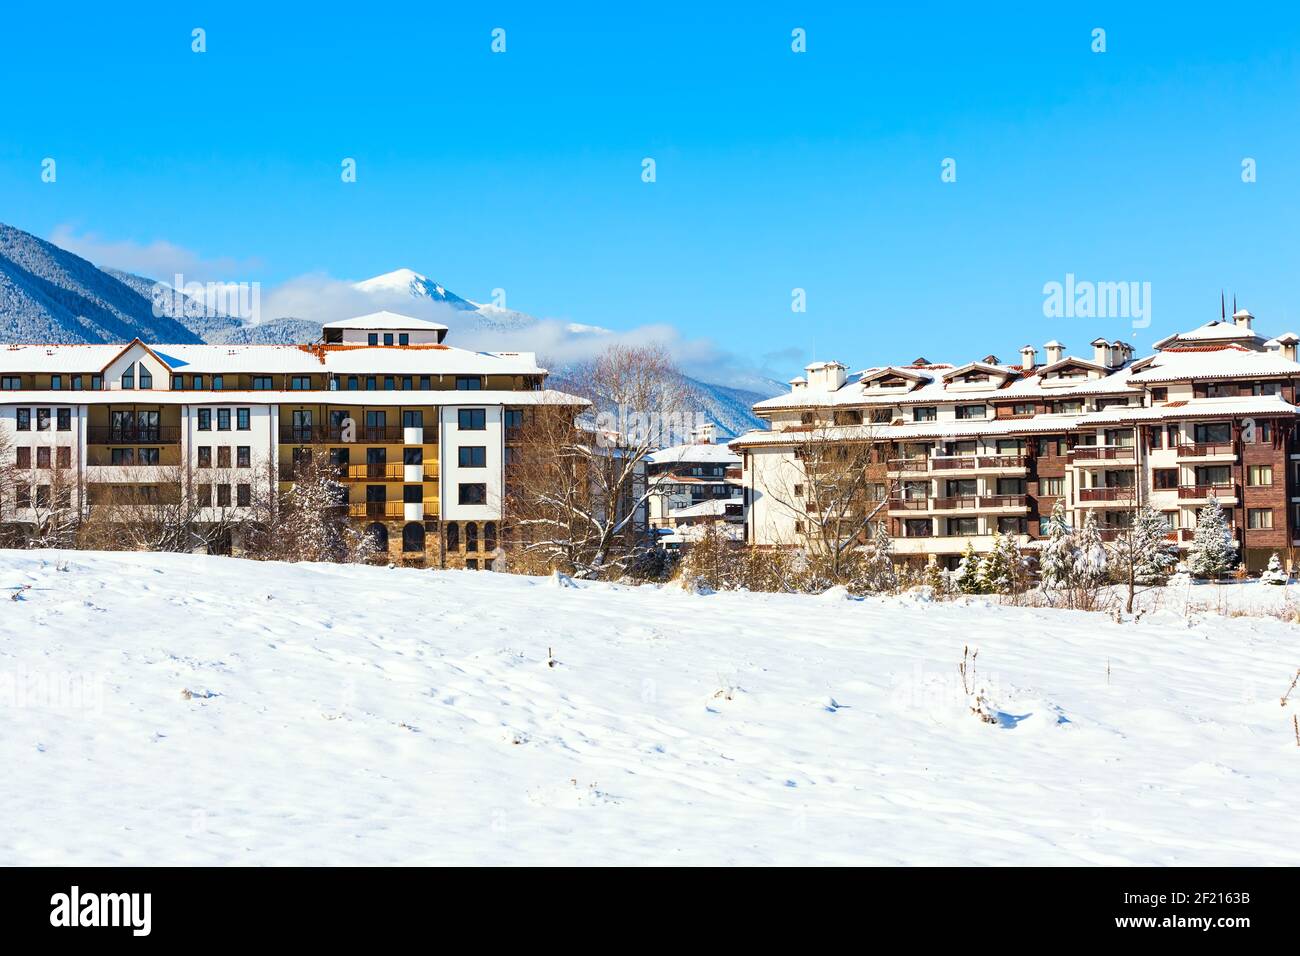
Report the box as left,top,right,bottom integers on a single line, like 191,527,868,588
48,225,261,283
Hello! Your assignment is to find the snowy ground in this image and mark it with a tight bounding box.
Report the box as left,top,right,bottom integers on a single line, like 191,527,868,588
1,549,1298,866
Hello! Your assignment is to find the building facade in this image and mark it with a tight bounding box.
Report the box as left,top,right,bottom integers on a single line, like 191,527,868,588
732,311,1300,572
0,311,583,567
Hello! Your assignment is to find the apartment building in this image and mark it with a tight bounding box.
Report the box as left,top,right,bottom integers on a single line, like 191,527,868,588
731,311,1300,572
645,423,743,532
0,311,584,567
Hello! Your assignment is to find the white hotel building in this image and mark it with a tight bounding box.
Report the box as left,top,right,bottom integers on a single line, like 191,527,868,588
731,312,1300,572
0,311,584,567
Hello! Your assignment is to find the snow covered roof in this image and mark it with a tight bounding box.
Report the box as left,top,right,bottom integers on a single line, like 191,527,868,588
0,341,546,377
1152,319,1268,349
1125,346,1300,384
668,498,743,519
646,442,742,466
1082,395,1300,424
0,387,588,408
321,310,448,331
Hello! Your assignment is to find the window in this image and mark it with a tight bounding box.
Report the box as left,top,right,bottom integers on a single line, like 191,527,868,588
834,409,863,426
217,446,231,468
997,517,1027,534
197,447,212,468
216,484,232,507
1153,468,1178,490
50,375,62,390
122,364,135,389
36,447,50,468
947,517,979,536
15,409,30,431
912,406,937,423
1011,402,1034,415
368,333,379,346
419,376,431,390
458,408,486,430
1194,422,1231,444
1252,382,1279,396
138,365,152,389
1040,477,1064,496
870,408,892,424
15,447,30,468
366,376,377,391
1254,421,1273,443
485,522,497,552
16,484,30,508
173,375,185,390
955,405,986,420
111,448,135,466
399,334,410,346
217,409,231,431
402,522,425,553
36,408,50,431
237,408,251,430
504,409,524,429
465,559,479,570
403,447,423,466
72,376,84,391
456,376,483,391
138,448,160,465
56,408,71,431
384,376,396,391
197,409,211,431
252,376,273,390
903,518,932,537
1148,427,1163,449
193,375,204,390
402,410,423,429
403,484,422,504
237,484,251,507
237,446,251,468
347,376,359,391
458,446,486,468
56,447,71,469
465,522,479,552
1248,465,1273,486
1248,508,1273,530
446,523,460,551
383,333,394,346
458,483,487,505
1150,387,1168,402
1,376,22,390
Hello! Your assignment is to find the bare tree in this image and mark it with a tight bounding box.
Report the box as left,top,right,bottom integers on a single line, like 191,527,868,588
505,344,691,579
759,420,899,585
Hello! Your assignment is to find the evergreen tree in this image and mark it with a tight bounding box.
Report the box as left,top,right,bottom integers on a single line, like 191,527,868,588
1039,499,1076,591
1114,505,1178,584
977,531,1025,594
1261,552,1288,585
952,540,983,594
1186,497,1238,580
865,522,898,592
1073,512,1109,587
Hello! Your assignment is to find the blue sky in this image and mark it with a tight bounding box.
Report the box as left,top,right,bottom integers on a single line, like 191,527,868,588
4,3,1300,384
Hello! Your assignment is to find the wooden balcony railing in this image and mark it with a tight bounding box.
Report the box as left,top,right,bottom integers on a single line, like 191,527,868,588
1176,442,1235,457
348,501,406,519
1069,445,1135,460
1178,483,1238,499
279,425,428,444
976,455,1028,469
1078,486,1137,502
931,495,979,510
87,425,181,444
979,494,1028,510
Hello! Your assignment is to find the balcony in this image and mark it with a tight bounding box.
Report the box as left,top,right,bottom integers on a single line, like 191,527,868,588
886,456,929,474
931,495,979,511
976,455,1028,470
1078,486,1137,503
348,501,406,519
1069,445,1135,461
87,425,180,444
1178,483,1239,501
279,425,429,444
343,463,438,481
929,456,978,472
887,497,930,511
1176,442,1236,459
978,494,1029,511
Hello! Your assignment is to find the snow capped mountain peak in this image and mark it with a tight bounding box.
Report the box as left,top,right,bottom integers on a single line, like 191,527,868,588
353,268,475,310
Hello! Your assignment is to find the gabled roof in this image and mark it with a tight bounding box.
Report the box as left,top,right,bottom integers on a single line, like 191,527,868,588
857,365,931,386
940,361,1008,382
97,338,176,374
1153,319,1267,350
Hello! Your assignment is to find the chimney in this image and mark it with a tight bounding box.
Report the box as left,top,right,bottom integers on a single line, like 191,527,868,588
1019,344,1036,371
1044,340,1065,364
1111,340,1131,366
1276,333,1299,362
1233,308,1254,330
1090,338,1111,367
789,376,807,393
805,361,847,393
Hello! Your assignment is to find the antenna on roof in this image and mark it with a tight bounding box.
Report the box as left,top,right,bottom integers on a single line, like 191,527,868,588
1220,290,1225,320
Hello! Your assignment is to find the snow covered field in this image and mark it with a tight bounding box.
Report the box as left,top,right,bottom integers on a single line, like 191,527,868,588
1,549,1298,866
